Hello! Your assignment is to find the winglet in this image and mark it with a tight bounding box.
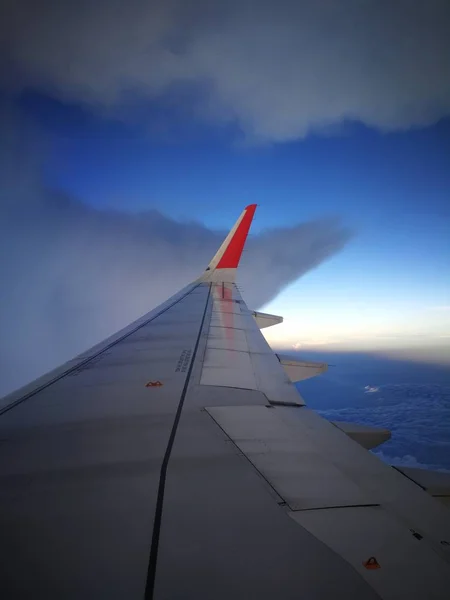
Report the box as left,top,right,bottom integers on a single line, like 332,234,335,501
201,204,257,282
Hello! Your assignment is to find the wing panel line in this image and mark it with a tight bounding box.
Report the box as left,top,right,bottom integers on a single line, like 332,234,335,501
144,283,212,600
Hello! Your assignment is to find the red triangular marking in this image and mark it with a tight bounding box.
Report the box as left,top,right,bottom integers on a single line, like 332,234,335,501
216,204,257,269
363,557,381,570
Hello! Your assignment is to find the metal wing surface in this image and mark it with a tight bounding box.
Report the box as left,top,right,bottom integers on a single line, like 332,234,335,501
1,205,450,599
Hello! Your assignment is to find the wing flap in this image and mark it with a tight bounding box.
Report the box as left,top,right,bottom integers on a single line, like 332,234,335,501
252,311,283,329
206,405,376,510
276,354,328,382
290,505,450,599
331,421,391,450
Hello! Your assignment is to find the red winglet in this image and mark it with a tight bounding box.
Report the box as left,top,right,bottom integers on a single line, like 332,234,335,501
216,204,257,269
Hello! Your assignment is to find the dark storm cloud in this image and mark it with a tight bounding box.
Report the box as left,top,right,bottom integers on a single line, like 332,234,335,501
0,108,351,397
1,0,450,142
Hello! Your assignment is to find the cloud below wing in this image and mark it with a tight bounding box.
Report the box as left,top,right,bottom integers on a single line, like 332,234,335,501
318,383,450,472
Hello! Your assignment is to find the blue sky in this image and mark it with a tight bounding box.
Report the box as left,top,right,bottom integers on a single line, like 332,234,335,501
16,90,450,362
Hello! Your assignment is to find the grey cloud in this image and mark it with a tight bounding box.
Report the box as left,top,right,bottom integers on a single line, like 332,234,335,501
0,110,351,396
241,219,351,302
1,0,450,141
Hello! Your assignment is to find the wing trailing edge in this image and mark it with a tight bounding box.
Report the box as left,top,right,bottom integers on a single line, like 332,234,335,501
396,467,450,507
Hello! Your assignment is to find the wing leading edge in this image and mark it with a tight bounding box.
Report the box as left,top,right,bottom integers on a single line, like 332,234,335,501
1,205,449,600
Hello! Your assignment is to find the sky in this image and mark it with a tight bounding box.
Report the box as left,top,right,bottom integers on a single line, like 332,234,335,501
0,0,450,395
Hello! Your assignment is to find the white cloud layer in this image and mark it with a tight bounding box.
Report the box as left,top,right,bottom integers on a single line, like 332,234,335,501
317,382,450,471
1,0,450,141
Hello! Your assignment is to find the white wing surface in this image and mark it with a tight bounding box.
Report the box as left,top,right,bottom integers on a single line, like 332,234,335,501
1,205,449,599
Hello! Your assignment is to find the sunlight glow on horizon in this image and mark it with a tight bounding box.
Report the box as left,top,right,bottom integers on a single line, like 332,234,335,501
260,270,450,365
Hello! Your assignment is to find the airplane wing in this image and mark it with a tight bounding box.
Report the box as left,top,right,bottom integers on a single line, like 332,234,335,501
1,204,450,599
